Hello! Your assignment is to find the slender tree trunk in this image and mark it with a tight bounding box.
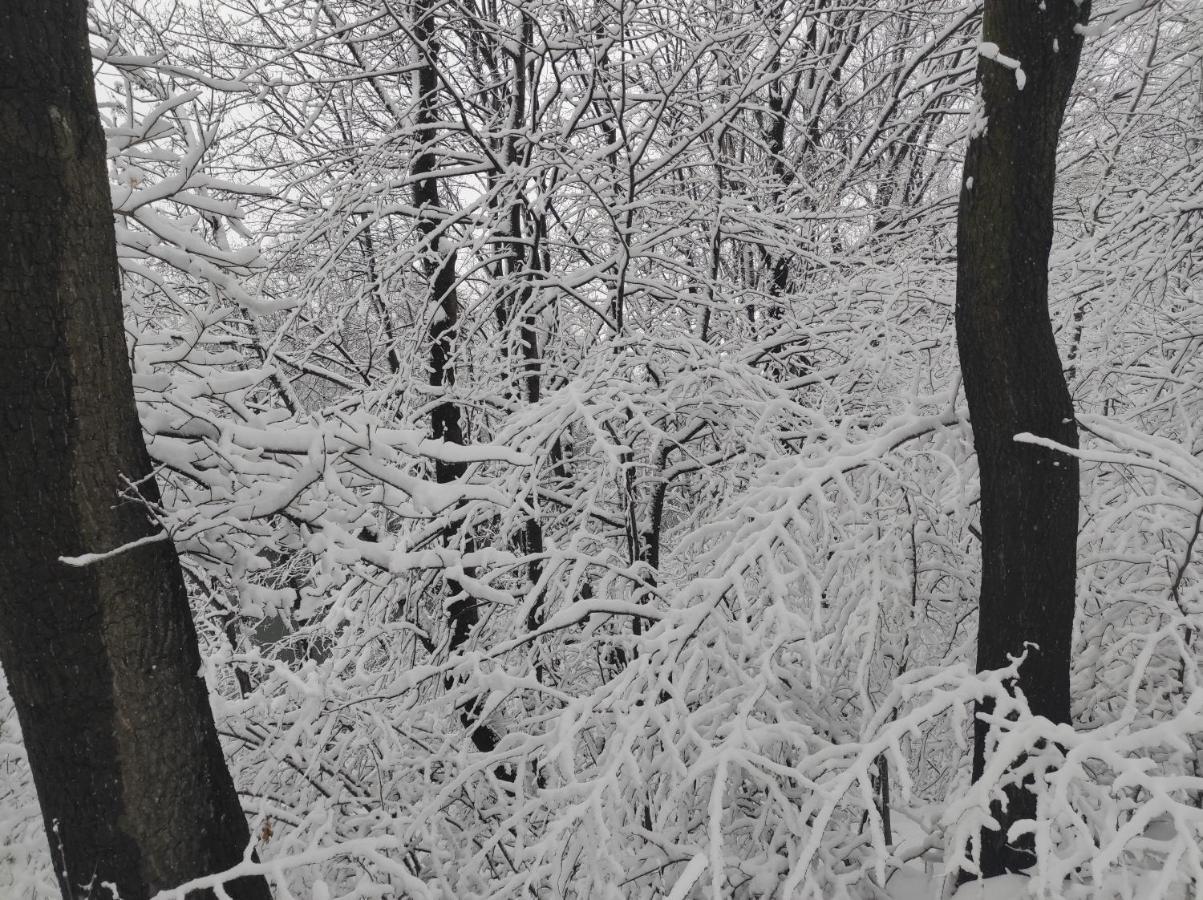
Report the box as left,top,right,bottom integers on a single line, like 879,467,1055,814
757,0,793,326
956,0,1090,878
0,3,270,899
412,0,501,756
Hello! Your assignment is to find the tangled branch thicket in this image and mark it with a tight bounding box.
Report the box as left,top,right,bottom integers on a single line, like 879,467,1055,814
2,0,1203,897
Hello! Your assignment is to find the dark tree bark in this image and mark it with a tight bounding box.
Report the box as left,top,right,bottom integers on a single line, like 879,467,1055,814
412,0,502,757
956,0,1090,878
0,3,271,899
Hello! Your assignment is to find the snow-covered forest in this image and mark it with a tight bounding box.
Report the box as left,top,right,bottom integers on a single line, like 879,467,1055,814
1,0,1202,897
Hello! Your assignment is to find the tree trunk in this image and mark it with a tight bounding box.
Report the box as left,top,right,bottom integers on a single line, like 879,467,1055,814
412,0,501,757
0,3,271,899
956,0,1090,878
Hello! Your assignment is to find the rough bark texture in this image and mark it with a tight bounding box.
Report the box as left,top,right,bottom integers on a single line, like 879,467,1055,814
0,3,271,899
956,0,1090,878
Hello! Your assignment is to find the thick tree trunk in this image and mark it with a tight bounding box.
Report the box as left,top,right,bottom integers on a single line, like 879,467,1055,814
0,3,271,899
956,0,1090,878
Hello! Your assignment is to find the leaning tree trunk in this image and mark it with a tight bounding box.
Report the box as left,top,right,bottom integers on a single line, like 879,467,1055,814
956,0,1091,878
0,3,270,899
